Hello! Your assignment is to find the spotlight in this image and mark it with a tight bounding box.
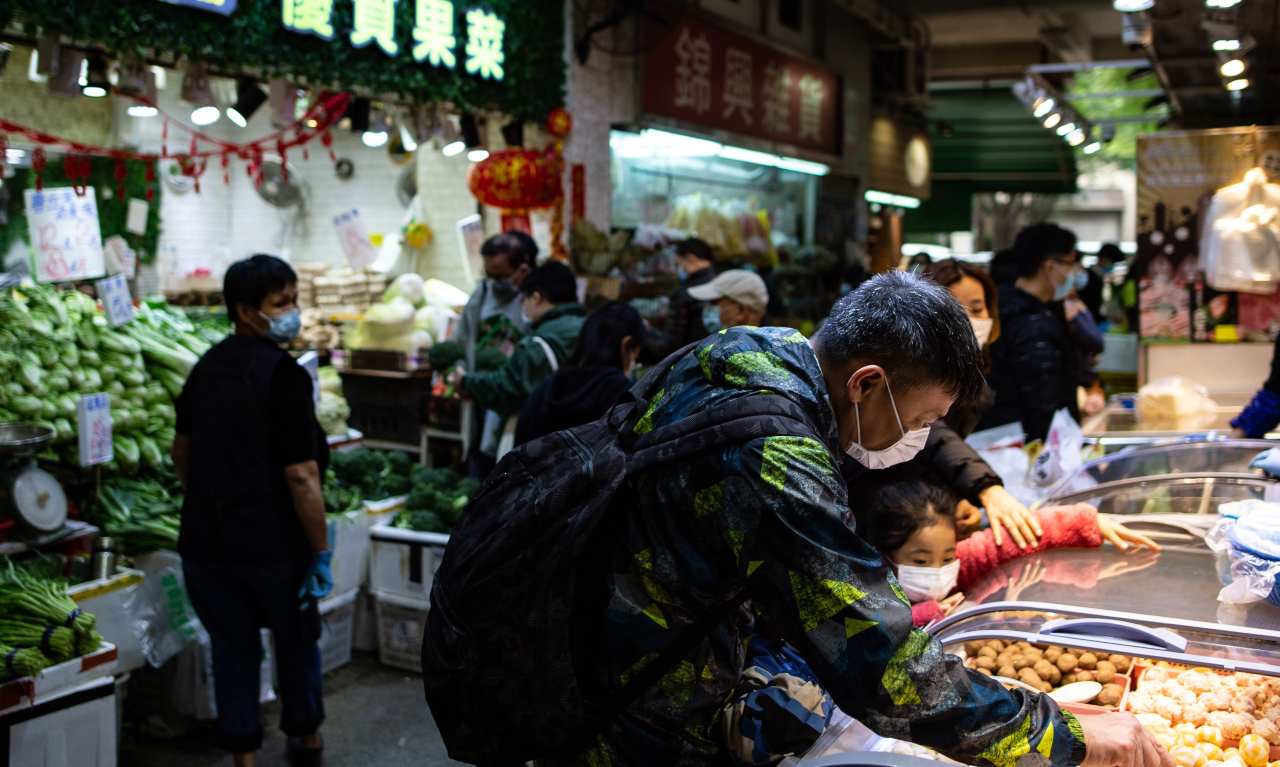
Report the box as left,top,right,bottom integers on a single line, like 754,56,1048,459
467,148,489,163
1043,112,1062,129
1033,98,1056,118
456,113,485,160
1083,141,1103,155
1056,122,1076,137
1226,77,1250,91
399,122,419,152
227,77,267,128
1112,0,1153,10
442,140,466,157
1213,39,1241,51
81,55,110,98
1220,59,1245,78
361,107,389,147
182,62,219,124
46,49,85,96
191,105,221,126
1067,129,1087,146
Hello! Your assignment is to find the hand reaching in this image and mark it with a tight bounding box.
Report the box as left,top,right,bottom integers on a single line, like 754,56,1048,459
980,485,1042,549
1098,516,1162,553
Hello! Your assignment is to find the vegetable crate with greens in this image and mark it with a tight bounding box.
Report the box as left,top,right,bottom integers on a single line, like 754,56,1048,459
392,466,477,534
0,282,226,472
0,562,104,682
88,474,183,554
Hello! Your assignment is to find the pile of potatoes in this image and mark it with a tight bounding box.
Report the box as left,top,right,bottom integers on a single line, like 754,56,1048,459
962,640,1132,707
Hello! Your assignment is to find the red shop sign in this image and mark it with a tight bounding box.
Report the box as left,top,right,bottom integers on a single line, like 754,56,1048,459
642,12,841,156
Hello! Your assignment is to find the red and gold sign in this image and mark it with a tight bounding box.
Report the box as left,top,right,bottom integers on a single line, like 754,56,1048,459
467,148,560,210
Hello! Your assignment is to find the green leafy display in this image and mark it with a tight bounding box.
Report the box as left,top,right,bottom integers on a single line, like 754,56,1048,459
0,0,565,121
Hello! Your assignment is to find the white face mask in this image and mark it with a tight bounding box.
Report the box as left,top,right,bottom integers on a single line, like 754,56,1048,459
896,560,961,602
970,316,994,347
844,376,931,470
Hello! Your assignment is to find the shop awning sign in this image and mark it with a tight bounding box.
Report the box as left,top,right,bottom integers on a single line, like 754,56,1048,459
642,12,840,156
282,0,505,80
158,0,237,16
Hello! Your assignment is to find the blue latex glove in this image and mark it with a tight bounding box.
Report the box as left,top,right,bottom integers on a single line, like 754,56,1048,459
298,550,334,600
1249,448,1280,478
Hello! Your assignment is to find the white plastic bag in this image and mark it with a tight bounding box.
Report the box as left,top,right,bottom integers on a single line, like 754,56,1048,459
1207,502,1280,606
1030,409,1084,488
1135,376,1218,431
131,551,204,669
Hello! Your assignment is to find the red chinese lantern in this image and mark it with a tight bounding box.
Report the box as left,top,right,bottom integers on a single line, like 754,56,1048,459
546,107,572,139
467,149,560,210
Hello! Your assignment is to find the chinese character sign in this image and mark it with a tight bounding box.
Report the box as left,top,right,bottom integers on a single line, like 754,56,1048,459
78,393,113,468
414,0,457,67
642,14,840,155
24,187,107,284
282,0,335,39
96,274,136,327
464,8,505,80
351,0,399,56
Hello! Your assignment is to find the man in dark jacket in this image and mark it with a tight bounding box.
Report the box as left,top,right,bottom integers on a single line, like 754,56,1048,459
642,238,716,361
982,223,1084,442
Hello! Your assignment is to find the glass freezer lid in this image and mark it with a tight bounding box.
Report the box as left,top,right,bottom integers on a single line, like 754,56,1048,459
927,544,1280,674
1050,439,1273,497
1045,473,1274,516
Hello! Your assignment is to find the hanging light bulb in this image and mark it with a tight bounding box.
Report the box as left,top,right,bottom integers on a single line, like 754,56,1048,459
361,106,389,148
1032,98,1056,119
467,148,489,162
1225,78,1250,91
1219,59,1246,78
1042,112,1062,129
226,77,267,128
182,62,220,125
1067,129,1087,147
1082,140,1103,155
81,55,110,98
1056,121,1076,137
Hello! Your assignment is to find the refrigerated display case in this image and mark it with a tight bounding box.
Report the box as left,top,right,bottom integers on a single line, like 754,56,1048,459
1048,439,1274,499
1083,393,1280,451
1047,474,1275,518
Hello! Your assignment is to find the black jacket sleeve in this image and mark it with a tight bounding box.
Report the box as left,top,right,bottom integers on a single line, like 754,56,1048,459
919,421,1002,504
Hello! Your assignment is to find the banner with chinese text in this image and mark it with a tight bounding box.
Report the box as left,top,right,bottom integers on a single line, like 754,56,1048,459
642,11,840,156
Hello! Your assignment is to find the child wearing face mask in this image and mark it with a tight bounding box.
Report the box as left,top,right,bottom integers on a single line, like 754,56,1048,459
853,477,1161,627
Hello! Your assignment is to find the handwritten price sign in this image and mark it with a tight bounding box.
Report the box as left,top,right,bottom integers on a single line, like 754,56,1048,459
24,187,106,283
333,209,377,270
77,393,113,467
96,274,135,327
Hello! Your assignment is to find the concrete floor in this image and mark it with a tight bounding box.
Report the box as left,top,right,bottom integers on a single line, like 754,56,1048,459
121,653,464,767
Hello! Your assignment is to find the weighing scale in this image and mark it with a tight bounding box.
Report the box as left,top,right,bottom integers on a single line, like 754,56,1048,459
0,423,68,534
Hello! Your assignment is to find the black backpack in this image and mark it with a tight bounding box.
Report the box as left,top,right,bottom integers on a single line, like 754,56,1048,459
421,343,821,764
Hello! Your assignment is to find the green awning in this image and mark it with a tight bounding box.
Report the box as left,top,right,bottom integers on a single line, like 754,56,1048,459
905,87,1078,236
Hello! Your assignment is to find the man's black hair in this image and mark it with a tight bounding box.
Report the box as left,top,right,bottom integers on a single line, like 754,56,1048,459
1097,243,1124,266
223,254,296,319
1012,223,1078,279
480,230,539,270
989,248,1017,287
676,237,713,264
814,270,984,402
520,261,578,305
571,301,646,368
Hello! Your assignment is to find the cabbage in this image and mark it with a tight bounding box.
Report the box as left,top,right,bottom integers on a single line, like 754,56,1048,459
383,273,426,307
316,391,351,437
364,298,416,325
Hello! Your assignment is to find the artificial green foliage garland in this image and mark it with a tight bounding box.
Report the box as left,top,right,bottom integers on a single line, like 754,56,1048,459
0,0,565,121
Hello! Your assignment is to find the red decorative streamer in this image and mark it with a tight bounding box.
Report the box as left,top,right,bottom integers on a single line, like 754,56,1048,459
32,147,46,191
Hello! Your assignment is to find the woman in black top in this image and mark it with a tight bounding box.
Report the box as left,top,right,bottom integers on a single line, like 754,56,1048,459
172,255,330,767
515,301,646,446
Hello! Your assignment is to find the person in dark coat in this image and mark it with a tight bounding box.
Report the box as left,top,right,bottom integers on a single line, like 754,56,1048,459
641,238,716,362
981,223,1084,442
514,301,646,446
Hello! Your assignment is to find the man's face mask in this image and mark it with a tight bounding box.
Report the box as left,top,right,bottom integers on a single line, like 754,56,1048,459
844,374,931,470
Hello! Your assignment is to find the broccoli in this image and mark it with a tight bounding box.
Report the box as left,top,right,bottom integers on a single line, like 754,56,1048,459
410,465,460,490
330,448,386,487
394,509,446,533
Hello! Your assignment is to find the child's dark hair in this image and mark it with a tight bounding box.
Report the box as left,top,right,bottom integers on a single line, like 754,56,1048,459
853,477,958,555
571,301,646,369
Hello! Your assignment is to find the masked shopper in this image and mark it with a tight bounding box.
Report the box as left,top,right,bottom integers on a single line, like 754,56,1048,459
642,237,717,361
982,223,1086,442
688,269,769,331
171,255,331,767
455,231,537,478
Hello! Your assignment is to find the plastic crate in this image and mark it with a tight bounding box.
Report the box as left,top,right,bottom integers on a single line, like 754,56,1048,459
318,590,358,674
369,522,449,604
373,590,429,673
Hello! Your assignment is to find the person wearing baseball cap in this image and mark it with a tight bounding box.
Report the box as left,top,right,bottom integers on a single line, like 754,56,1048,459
688,269,770,330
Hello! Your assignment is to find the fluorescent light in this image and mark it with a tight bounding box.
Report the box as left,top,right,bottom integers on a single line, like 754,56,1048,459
5,148,25,163
442,140,466,157
1056,122,1076,137
1083,141,1103,155
82,85,107,98
1067,129,1087,146
1213,39,1242,52
1043,112,1062,129
1220,59,1246,78
1033,98,1056,118
865,189,921,209
1206,0,1241,7
719,145,781,166
718,144,829,176
773,156,830,176
1226,78,1250,91
609,129,721,159
467,148,489,162
190,105,221,126
128,104,158,118
1113,0,1154,9
361,130,389,148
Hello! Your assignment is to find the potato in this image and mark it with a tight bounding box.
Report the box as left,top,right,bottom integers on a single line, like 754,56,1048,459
1109,654,1132,673
1019,669,1043,686
986,640,1006,651
1076,670,1096,683
1062,672,1078,685
977,667,993,676
965,641,986,655
999,665,1017,679
1045,647,1062,663
1024,648,1044,661
1097,684,1124,707
978,646,998,659
1058,654,1079,673
1096,662,1117,684
997,653,1014,668
1079,652,1099,670
1040,682,1054,693
1047,666,1062,685
1034,660,1057,679
976,656,997,671
1013,656,1034,671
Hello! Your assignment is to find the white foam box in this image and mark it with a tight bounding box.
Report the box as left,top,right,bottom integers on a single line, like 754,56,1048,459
362,495,408,527
327,508,371,596
373,590,429,673
368,521,449,604
2,675,117,767
69,569,146,673
0,644,118,717
317,589,358,674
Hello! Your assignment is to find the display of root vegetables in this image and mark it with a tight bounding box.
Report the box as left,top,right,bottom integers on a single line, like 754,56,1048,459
962,640,1131,706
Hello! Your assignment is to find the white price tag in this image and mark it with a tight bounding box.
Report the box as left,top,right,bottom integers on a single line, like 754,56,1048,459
77,393,113,467
96,273,135,327
333,209,376,270
125,198,150,236
103,235,137,279
24,187,106,283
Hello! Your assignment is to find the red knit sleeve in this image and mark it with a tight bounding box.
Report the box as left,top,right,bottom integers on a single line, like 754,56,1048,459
1034,505,1103,550
912,600,946,627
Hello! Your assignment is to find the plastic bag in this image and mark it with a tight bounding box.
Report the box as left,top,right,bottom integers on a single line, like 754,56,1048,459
1207,502,1280,606
131,551,204,668
1030,409,1084,488
1135,376,1219,431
